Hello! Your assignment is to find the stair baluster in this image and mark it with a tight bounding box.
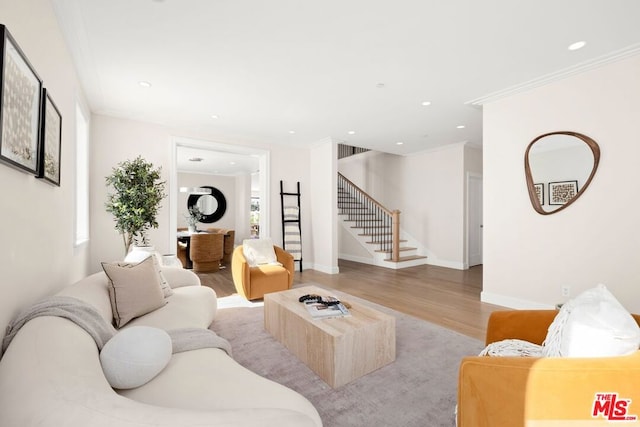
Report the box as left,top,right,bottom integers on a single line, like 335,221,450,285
337,173,400,262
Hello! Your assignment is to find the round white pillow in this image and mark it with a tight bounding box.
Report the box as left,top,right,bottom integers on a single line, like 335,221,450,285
100,326,172,389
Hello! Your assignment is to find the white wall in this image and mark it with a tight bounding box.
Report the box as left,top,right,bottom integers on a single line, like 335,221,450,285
235,173,252,243
309,139,338,273
269,144,314,269
90,114,315,274
483,54,640,312
0,0,90,334
338,143,482,269
90,115,172,267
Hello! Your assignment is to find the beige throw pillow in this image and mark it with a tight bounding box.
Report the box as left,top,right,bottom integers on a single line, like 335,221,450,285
102,256,167,328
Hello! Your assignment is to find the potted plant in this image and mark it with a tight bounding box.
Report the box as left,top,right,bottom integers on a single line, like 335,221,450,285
185,205,204,233
105,156,167,256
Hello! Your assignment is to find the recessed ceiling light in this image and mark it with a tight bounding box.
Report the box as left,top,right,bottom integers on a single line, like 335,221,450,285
348,130,356,135
229,161,236,165
138,81,152,88
421,101,431,106
568,41,586,51
289,130,296,134
188,157,204,162
396,142,404,145
210,114,219,119
456,125,465,129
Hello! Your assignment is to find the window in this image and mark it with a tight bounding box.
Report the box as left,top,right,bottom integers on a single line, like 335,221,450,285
75,104,89,246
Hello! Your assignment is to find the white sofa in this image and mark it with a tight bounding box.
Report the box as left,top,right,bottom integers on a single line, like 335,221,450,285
0,268,322,427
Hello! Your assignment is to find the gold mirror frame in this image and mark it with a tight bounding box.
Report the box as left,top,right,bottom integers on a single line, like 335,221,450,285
524,131,600,215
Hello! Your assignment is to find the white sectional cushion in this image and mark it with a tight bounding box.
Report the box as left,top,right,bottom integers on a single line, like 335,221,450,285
101,257,166,328
100,326,172,389
150,255,174,298
124,285,218,331
242,238,277,267
543,284,640,357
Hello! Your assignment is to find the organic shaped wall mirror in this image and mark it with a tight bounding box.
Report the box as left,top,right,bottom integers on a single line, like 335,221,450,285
525,131,600,215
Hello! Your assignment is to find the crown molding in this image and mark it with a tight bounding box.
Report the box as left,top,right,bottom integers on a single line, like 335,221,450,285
466,43,640,106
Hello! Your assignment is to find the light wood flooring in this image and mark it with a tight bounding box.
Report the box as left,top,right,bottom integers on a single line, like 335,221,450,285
197,260,504,341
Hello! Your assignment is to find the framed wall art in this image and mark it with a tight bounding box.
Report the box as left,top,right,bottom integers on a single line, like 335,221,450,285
37,88,62,186
549,180,578,205
534,183,544,206
0,25,43,175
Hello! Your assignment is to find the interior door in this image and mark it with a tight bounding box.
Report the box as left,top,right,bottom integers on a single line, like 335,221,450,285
468,175,483,267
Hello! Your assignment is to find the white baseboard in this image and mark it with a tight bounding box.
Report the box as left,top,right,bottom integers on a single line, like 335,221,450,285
338,253,376,265
481,291,555,310
425,258,466,270
306,262,339,275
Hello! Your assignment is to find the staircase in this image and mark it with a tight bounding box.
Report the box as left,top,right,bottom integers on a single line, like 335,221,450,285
337,173,427,268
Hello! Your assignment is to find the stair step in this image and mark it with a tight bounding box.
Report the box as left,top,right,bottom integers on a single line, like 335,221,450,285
384,255,428,262
365,239,407,245
375,247,417,253
342,216,378,221
358,232,392,237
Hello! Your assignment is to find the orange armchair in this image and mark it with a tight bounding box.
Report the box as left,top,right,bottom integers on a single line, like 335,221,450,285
231,244,294,300
458,310,640,427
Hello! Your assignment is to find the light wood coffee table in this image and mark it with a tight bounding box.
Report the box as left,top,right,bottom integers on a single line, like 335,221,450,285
264,285,396,388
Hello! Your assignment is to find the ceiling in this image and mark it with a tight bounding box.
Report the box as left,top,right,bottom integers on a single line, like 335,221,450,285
53,0,640,161
176,145,259,176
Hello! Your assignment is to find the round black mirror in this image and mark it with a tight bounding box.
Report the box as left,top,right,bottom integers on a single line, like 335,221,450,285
188,186,227,223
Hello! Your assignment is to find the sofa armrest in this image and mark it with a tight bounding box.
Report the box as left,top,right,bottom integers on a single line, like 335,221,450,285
485,310,558,346
458,355,536,427
161,267,201,289
231,246,250,298
525,351,640,424
458,351,640,427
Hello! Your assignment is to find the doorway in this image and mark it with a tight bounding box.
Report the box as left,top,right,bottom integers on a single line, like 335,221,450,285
170,137,270,246
467,174,483,267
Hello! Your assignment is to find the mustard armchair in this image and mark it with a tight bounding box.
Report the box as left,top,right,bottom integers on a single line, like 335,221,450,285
458,310,640,427
231,245,294,300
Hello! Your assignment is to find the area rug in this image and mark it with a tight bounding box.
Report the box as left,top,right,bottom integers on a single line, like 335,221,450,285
209,286,484,427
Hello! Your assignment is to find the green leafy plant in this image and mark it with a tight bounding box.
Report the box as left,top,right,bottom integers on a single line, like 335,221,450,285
105,156,167,255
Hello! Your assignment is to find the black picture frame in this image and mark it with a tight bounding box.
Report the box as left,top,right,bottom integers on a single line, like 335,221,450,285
549,180,579,205
37,88,62,186
0,25,43,175
534,183,544,206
